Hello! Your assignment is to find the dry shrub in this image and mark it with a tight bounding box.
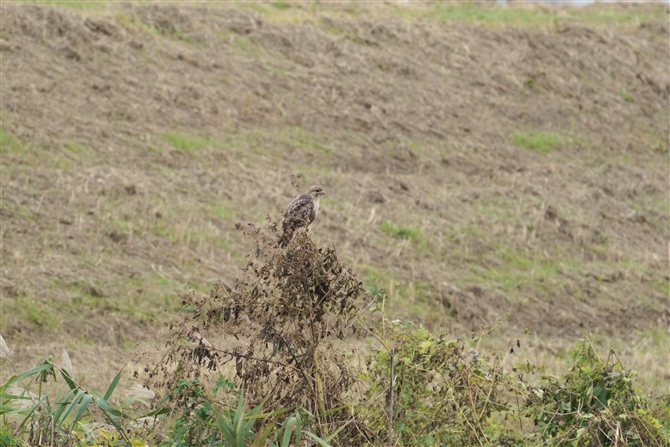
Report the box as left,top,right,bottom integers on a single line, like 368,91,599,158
142,216,368,437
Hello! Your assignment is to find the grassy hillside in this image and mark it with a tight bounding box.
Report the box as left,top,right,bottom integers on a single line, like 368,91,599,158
1,1,668,398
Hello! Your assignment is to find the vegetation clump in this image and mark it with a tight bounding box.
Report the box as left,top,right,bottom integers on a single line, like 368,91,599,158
1,219,669,445
138,215,368,444
525,340,668,446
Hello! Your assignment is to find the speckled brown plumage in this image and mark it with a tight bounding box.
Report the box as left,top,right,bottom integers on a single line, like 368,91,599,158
279,185,325,248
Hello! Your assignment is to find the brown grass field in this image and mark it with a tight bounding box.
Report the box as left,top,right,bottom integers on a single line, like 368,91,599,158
1,1,668,398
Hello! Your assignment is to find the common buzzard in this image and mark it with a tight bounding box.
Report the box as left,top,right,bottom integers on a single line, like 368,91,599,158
279,185,325,248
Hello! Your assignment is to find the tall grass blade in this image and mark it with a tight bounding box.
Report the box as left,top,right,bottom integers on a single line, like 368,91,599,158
321,419,349,443
243,401,265,435
1,363,54,390
305,431,334,447
0,404,18,414
234,393,246,447
280,415,297,447
73,394,93,425
103,368,123,401
139,406,170,419
59,368,77,391
94,396,128,427
215,411,236,444
56,390,85,427
52,388,77,426
294,411,302,446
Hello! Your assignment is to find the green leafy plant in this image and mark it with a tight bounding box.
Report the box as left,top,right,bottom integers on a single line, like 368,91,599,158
525,338,668,446
357,309,525,446
0,348,132,446
159,380,338,447
0,427,22,447
213,390,272,447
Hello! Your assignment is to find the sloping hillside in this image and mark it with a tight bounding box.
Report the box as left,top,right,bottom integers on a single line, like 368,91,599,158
1,2,668,391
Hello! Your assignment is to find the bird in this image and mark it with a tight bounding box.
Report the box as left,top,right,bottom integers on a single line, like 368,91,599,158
279,185,325,248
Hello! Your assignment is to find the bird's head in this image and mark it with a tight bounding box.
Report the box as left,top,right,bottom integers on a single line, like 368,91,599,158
308,185,325,198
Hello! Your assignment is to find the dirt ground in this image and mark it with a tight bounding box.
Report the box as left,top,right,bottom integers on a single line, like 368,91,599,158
1,2,668,393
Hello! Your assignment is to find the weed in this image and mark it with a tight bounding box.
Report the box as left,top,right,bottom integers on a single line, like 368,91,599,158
0,347,140,446
525,339,667,446
0,428,22,447
358,313,524,446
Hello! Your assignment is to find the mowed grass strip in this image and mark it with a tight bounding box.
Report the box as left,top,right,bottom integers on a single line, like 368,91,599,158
11,1,664,30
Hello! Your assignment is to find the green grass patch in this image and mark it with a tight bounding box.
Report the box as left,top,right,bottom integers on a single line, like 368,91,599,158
211,204,233,220
232,35,263,57
358,264,393,298
64,141,89,154
11,295,59,331
618,88,635,103
269,64,290,77
319,197,342,214
270,126,335,154
163,132,218,153
481,249,565,291
381,221,421,241
0,128,26,154
512,129,566,154
643,133,667,156
272,1,290,10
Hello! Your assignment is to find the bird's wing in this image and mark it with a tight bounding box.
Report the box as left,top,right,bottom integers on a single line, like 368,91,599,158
282,193,316,231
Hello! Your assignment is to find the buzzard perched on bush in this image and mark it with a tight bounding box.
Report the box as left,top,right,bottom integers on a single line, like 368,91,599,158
279,185,325,248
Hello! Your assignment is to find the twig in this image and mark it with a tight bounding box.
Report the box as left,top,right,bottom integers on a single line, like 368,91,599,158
465,374,487,447
388,348,395,447
314,347,326,416
614,421,621,447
